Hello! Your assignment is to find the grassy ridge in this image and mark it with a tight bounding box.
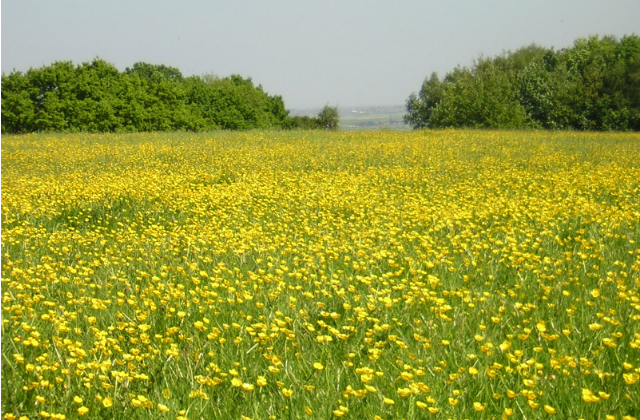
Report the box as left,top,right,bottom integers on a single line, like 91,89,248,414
2,130,640,419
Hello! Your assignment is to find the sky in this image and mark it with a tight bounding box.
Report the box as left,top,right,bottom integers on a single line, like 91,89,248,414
2,1,639,109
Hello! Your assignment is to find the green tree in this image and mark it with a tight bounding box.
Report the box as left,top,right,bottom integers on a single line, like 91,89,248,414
125,62,184,81
404,72,445,129
317,105,340,130
2,59,293,133
418,61,527,129
282,115,322,130
405,35,640,131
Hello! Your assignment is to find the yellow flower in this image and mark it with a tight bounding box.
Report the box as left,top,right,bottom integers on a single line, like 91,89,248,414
242,383,255,391
102,397,113,408
448,397,459,406
256,376,267,387
231,377,243,387
360,373,374,383
73,396,83,404
468,367,478,375
77,407,89,416
177,311,187,318
397,388,411,398
313,362,324,370
473,402,484,412
281,388,294,397
623,373,639,385
543,405,556,414
400,371,413,381
383,397,395,405
157,404,169,413
504,408,513,416
582,388,600,403
305,407,313,416
268,366,280,374
333,409,345,417
416,401,427,409
427,407,440,414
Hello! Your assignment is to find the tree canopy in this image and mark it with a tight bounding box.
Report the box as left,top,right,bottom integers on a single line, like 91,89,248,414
405,35,640,131
1,59,294,133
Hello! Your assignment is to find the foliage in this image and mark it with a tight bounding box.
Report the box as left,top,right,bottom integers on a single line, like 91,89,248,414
1,59,292,133
317,105,340,130
406,35,640,131
404,73,445,129
2,130,640,419
283,115,323,130
283,106,340,130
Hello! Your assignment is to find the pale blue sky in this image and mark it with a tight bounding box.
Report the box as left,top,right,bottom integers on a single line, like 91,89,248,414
2,1,639,109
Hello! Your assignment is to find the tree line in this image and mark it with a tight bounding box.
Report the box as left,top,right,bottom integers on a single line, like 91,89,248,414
1,59,339,133
405,35,640,131
3,34,638,133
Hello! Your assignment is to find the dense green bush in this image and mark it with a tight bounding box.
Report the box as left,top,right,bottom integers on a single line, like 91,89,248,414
406,35,640,131
283,116,323,130
1,59,293,133
282,105,340,130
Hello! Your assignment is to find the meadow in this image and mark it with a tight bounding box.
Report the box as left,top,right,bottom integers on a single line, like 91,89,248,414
1,130,639,420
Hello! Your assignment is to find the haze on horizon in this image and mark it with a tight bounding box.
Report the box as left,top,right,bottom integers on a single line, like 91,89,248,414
2,0,639,109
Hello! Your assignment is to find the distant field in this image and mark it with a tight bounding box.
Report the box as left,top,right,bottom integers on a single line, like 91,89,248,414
2,130,640,420
340,113,409,131
291,105,410,130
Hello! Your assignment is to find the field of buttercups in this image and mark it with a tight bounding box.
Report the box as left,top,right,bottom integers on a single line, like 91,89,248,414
2,130,639,419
